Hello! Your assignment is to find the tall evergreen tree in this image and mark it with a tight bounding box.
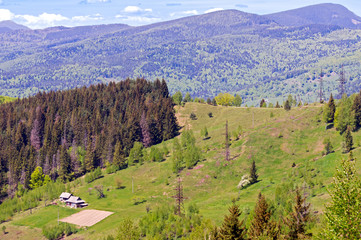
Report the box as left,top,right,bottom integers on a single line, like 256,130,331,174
344,126,353,153
219,200,246,240
248,193,279,239
113,141,126,169
58,146,71,182
249,160,258,184
352,91,361,129
328,93,336,122
285,189,312,239
84,140,95,172
284,100,291,111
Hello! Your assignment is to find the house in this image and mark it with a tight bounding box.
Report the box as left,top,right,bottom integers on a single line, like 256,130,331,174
59,192,72,202
65,196,88,208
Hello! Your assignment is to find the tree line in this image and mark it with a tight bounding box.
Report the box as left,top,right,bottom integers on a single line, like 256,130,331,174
0,78,179,201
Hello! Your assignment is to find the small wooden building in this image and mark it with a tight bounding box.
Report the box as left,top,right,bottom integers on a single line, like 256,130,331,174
65,196,88,208
59,192,72,202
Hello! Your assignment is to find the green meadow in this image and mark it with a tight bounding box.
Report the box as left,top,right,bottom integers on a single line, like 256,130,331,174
2,102,360,239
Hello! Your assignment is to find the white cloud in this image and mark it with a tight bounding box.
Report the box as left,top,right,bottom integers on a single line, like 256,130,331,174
204,8,224,14
124,6,142,13
123,6,152,14
183,10,198,15
0,9,14,21
16,13,68,29
115,15,160,25
72,14,103,22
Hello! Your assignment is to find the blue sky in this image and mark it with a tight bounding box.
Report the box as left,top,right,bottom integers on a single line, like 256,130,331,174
0,0,360,29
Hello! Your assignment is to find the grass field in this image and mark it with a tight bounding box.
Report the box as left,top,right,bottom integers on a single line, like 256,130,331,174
2,102,361,239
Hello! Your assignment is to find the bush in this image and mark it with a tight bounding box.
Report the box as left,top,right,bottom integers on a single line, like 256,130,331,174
190,113,197,120
149,146,163,162
105,164,118,174
84,167,103,183
42,223,78,240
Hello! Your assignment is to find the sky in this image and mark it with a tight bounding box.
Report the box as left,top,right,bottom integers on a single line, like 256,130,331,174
0,0,360,29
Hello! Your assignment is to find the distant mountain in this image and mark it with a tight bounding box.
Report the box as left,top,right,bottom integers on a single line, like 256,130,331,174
265,3,361,29
0,20,29,33
0,6,361,104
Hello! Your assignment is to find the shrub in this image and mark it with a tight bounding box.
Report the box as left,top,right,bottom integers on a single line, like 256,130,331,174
42,223,78,240
105,164,118,174
190,112,197,120
84,167,103,183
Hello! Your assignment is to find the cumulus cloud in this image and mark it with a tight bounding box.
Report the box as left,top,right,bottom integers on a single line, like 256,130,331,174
204,8,224,14
16,13,68,29
123,6,152,14
72,14,103,22
0,8,105,29
170,10,198,17
0,9,14,21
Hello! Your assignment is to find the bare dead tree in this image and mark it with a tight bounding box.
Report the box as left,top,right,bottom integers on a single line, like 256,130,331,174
225,120,230,161
172,178,185,216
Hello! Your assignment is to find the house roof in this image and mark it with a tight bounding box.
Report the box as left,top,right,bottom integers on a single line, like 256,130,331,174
66,196,85,204
59,192,72,199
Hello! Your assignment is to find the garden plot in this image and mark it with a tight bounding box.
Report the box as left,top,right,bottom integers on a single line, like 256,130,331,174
60,209,114,227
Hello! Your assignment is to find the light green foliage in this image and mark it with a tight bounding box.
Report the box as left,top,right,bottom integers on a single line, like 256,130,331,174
233,94,242,107
172,91,183,105
84,167,103,183
215,93,235,106
334,94,355,134
115,218,141,240
172,138,183,173
268,102,274,108
183,92,192,102
139,205,202,239
29,167,51,189
323,138,333,155
320,155,361,239
201,126,209,139
128,142,144,165
184,219,217,240
42,222,78,240
149,146,163,162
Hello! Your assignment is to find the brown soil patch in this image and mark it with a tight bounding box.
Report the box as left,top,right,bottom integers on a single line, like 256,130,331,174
313,139,324,154
60,210,114,227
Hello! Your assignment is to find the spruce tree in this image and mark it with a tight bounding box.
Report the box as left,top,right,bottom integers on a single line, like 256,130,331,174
219,200,246,240
58,146,71,182
352,91,361,129
249,160,258,184
328,93,336,122
284,100,291,111
344,126,353,153
113,141,126,169
84,140,95,172
248,193,279,239
285,189,312,239
275,101,280,108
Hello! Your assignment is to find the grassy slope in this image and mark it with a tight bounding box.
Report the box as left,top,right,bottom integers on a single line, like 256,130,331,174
3,102,361,239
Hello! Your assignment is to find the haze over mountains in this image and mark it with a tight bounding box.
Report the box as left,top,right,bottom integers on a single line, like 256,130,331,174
0,3,361,103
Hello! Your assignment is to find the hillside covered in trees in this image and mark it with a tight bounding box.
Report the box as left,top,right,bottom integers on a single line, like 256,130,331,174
0,4,361,104
0,78,179,201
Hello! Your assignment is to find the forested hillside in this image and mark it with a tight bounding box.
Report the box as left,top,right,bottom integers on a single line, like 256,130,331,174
0,78,178,201
1,5,361,104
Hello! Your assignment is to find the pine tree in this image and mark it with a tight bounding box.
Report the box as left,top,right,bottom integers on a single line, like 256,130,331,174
275,101,280,108
344,126,353,153
248,193,279,239
249,160,258,184
284,100,291,111
140,112,151,148
172,178,185,216
58,146,71,182
84,138,97,172
328,93,336,122
285,189,312,239
352,91,361,129
219,200,246,240
113,141,126,169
